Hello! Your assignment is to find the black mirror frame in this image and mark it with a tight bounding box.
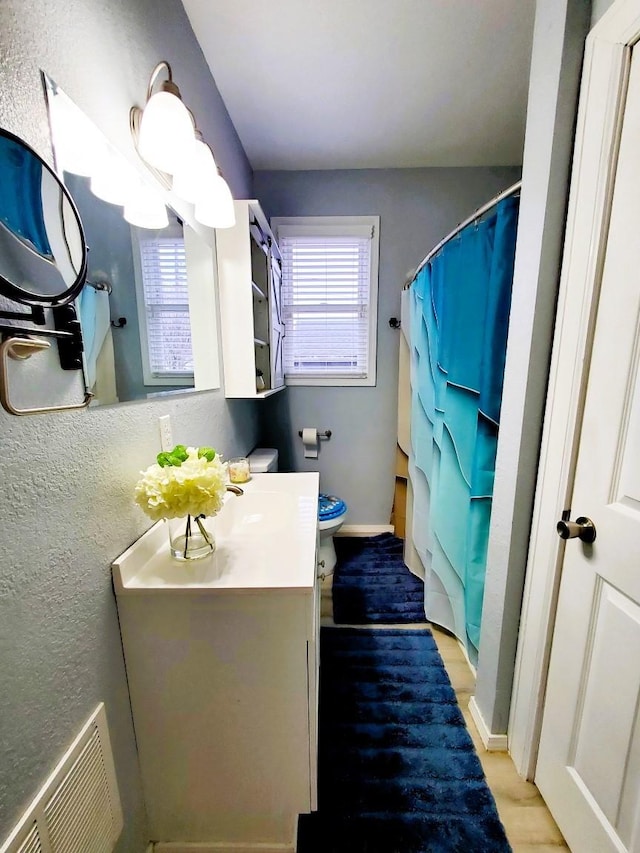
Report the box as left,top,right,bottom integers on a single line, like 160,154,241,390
0,128,88,309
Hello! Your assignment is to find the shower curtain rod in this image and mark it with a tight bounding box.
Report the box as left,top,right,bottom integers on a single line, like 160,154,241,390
406,179,522,287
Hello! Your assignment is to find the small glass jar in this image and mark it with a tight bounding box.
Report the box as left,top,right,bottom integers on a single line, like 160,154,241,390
228,456,251,484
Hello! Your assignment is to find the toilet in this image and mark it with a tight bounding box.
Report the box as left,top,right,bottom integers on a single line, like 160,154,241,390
317,493,348,575
247,447,280,474
247,448,348,574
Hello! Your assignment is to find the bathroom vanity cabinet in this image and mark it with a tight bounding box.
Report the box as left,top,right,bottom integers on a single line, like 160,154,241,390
112,473,320,851
216,199,286,398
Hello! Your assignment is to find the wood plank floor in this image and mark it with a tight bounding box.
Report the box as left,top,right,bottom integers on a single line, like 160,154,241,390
431,625,568,852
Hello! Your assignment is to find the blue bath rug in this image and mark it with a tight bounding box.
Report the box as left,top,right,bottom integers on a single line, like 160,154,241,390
332,533,427,624
298,628,511,853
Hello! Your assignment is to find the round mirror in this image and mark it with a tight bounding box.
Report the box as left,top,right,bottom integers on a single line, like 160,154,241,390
0,129,87,306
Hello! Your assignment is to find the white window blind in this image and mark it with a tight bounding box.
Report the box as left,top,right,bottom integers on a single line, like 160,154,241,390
137,235,194,381
276,218,379,386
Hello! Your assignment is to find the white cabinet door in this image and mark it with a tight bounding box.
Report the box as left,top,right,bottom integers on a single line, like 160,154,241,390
307,566,321,811
216,199,286,398
535,45,640,853
269,243,285,389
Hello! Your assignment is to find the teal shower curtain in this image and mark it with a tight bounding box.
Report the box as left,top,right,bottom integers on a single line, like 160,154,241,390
408,195,519,662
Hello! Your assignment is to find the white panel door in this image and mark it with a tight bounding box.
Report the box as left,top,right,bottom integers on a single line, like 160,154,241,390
536,46,640,853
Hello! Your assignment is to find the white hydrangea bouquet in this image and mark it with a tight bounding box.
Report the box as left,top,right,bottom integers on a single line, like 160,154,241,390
134,444,226,560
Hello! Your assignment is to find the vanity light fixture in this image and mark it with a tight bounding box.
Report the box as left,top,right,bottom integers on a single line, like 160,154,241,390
91,148,169,229
48,80,170,229
124,176,169,230
136,62,195,175
194,167,236,230
171,132,213,204
48,88,102,178
173,131,235,229
90,147,132,207
131,61,235,229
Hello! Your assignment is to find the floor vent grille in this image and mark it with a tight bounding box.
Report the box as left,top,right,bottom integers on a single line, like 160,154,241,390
13,825,42,853
1,704,123,853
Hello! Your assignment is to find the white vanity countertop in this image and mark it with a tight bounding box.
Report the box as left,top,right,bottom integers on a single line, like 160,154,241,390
113,472,320,595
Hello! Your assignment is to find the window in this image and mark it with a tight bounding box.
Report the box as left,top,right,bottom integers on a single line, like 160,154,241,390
272,216,379,386
131,221,194,385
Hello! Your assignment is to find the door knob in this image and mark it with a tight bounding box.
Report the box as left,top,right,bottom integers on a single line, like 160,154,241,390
556,516,596,544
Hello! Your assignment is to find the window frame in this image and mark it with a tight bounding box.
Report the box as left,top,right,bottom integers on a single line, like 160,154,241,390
131,223,194,387
272,215,380,387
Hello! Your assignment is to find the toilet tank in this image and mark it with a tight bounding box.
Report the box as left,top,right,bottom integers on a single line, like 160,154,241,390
248,448,279,473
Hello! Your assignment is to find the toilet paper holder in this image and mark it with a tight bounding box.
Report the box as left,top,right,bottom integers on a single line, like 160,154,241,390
298,429,332,439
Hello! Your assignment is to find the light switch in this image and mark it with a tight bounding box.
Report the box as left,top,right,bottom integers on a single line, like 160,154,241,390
158,415,173,451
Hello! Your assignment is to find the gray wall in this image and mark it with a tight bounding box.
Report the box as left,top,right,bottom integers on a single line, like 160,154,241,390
254,167,520,524
0,1,257,850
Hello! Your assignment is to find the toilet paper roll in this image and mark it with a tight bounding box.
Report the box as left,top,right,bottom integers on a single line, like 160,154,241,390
302,427,319,459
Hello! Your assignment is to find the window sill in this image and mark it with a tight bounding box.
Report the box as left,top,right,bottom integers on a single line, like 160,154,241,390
285,376,376,388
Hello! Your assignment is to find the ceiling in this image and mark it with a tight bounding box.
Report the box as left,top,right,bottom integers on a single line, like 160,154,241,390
181,0,536,171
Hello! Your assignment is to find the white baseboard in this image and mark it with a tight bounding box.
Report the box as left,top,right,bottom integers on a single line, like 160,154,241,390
152,844,294,853
337,524,394,537
468,696,508,751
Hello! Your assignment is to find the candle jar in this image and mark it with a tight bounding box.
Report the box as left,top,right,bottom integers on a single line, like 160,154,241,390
228,456,251,484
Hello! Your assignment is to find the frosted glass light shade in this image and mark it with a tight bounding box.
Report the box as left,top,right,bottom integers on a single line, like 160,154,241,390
195,173,236,229
172,139,216,203
90,149,134,207
124,181,169,230
138,90,194,174
50,92,102,177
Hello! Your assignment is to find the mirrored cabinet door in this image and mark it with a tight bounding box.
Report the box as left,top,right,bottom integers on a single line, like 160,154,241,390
43,73,221,406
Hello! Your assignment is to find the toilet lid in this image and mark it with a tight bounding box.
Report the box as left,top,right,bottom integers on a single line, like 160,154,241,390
318,493,347,521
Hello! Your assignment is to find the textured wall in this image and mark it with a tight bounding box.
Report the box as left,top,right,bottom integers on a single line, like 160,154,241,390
254,167,520,524
0,1,256,849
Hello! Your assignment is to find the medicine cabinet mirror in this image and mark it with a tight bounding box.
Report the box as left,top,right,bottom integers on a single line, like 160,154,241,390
43,73,221,406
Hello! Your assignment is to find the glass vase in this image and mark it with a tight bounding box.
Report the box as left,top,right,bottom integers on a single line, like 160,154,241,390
167,514,215,561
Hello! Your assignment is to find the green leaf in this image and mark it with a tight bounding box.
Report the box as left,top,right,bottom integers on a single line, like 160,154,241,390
156,451,172,468
198,446,216,462
172,444,189,462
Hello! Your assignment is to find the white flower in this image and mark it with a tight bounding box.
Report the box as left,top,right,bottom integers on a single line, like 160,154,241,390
134,446,227,521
